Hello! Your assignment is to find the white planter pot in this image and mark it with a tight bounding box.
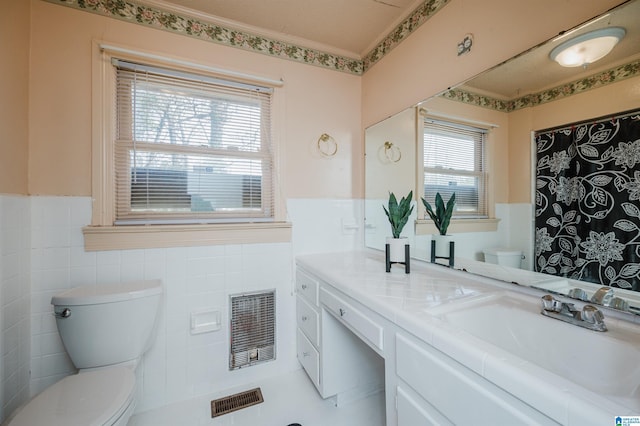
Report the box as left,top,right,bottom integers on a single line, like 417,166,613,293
386,237,409,262
432,234,454,258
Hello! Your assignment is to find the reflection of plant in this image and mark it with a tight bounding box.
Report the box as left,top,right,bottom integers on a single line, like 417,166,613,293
422,193,456,236
383,191,414,239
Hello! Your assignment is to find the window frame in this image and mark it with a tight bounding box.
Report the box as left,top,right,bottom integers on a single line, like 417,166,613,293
415,111,498,235
86,42,290,251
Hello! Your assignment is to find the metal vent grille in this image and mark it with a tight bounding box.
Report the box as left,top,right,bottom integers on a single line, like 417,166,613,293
211,387,264,418
229,290,275,370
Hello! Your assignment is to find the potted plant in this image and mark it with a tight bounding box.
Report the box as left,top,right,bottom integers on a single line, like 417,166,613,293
383,190,414,261
422,192,456,257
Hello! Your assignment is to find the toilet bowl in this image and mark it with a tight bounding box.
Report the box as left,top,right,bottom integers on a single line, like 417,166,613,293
6,279,162,426
483,247,523,269
7,367,135,426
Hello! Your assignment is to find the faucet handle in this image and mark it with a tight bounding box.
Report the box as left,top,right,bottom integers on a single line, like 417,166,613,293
580,305,607,331
591,286,614,306
541,294,562,312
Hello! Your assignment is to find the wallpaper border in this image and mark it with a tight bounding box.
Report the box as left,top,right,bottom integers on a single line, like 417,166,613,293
43,0,449,76
441,59,640,112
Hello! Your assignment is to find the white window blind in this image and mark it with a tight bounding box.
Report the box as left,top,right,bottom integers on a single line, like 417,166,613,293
114,60,274,225
423,118,487,218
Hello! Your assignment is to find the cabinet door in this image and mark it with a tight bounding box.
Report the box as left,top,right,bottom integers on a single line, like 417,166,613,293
396,333,558,425
397,386,453,426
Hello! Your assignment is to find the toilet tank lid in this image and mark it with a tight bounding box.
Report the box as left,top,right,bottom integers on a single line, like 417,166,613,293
483,248,523,256
52,279,162,306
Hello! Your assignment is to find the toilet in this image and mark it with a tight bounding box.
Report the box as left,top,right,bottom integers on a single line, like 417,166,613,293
483,247,523,269
6,279,163,426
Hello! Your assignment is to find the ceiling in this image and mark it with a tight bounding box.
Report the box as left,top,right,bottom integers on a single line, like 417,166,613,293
462,0,640,99
140,0,421,57
140,0,639,97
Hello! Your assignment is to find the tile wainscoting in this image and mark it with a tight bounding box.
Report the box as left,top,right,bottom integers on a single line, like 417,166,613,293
3,195,364,421
0,194,528,421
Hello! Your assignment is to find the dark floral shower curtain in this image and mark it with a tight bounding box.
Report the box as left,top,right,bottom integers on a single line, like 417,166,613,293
535,110,640,291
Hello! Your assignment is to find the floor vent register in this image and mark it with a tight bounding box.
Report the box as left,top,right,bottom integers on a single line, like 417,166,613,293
210,387,264,418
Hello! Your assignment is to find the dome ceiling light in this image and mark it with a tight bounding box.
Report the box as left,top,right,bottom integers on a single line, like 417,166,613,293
549,27,626,68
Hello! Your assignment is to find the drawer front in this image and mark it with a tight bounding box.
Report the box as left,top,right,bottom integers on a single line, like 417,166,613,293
296,295,319,346
296,269,319,306
297,328,320,389
320,287,384,351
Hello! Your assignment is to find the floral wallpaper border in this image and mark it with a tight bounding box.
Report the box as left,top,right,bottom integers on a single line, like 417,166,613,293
441,59,640,112
362,0,450,72
45,0,363,74
44,0,448,76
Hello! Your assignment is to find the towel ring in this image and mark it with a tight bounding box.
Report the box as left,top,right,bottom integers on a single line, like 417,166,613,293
383,141,401,163
317,133,338,157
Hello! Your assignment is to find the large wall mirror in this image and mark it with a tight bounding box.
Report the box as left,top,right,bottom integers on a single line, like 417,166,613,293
365,0,640,312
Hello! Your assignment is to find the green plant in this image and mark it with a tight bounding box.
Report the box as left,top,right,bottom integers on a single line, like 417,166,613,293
422,192,456,235
383,191,414,238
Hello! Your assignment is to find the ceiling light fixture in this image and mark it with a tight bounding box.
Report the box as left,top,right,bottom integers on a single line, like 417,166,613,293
549,27,626,68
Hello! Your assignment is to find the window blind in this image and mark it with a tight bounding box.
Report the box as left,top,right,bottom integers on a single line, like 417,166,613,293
114,60,274,224
423,118,487,218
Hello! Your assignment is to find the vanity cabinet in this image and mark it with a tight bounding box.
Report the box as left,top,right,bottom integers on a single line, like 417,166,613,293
395,333,558,425
295,255,628,425
295,269,321,390
295,268,384,404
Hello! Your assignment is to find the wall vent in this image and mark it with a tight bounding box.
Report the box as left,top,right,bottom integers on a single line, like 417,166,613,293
229,290,276,370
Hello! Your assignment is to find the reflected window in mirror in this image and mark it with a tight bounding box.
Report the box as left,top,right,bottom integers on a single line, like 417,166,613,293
421,117,488,219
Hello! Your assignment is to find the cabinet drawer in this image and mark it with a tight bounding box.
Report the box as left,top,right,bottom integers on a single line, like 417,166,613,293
296,295,319,346
320,287,384,351
296,269,319,306
297,328,320,389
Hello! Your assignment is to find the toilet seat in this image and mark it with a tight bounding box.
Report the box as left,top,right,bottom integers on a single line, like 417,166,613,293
7,366,135,426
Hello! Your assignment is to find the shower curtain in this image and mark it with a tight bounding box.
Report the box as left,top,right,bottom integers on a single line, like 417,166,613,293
534,110,640,291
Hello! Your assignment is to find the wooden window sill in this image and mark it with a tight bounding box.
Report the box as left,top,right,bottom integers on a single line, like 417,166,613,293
415,218,500,235
83,222,292,251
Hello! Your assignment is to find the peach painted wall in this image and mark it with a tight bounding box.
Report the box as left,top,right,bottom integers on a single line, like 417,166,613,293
0,0,30,195
509,75,640,203
362,0,622,129
28,1,362,199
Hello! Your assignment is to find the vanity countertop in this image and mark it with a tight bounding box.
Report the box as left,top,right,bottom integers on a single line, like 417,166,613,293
296,250,640,423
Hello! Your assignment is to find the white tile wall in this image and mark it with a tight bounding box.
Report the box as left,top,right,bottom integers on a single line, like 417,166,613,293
0,194,527,421
0,195,31,423
24,196,366,416
365,199,513,262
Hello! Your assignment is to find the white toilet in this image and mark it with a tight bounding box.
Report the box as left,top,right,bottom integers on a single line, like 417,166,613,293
7,279,163,426
483,247,523,269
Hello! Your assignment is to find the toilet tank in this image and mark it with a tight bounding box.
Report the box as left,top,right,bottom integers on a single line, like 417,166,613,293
483,248,523,269
51,280,163,369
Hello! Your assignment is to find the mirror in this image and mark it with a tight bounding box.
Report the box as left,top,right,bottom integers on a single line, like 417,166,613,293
365,0,640,313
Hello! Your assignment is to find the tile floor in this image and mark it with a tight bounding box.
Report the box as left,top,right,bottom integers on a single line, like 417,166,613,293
128,369,386,426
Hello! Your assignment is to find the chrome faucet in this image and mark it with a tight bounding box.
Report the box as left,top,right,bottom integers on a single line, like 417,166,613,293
591,286,614,305
591,286,629,311
540,294,607,332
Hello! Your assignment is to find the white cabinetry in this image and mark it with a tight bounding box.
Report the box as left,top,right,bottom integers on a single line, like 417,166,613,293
295,268,385,405
395,333,558,425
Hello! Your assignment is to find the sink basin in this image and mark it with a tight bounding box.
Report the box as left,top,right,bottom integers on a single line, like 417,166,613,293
439,292,640,400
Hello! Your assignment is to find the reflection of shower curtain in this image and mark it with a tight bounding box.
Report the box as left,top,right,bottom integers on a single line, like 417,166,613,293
534,110,640,291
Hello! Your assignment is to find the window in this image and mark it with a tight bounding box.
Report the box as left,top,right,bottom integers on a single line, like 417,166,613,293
422,118,487,218
114,60,274,225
